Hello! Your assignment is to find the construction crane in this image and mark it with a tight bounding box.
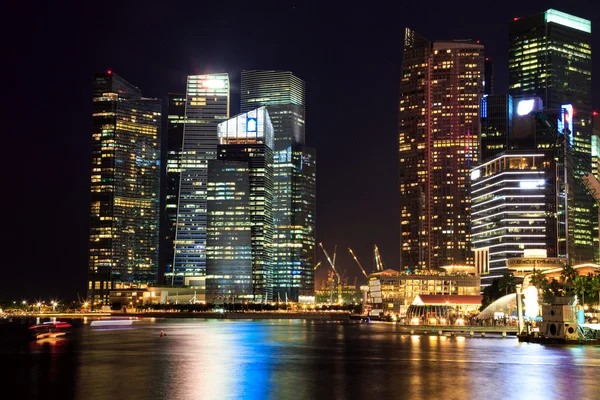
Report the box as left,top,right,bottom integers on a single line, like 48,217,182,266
374,245,387,271
348,248,369,279
319,242,342,304
313,261,322,271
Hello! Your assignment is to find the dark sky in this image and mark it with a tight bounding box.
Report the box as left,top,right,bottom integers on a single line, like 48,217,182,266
4,0,599,301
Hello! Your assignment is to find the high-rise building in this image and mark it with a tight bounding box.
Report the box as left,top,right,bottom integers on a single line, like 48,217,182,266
171,74,230,286
206,161,252,302
398,29,484,270
211,107,275,302
480,94,513,161
88,71,161,305
161,93,185,282
484,58,494,95
509,9,594,262
472,99,574,286
241,71,316,302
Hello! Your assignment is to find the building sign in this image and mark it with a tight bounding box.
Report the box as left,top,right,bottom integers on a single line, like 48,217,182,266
246,117,257,133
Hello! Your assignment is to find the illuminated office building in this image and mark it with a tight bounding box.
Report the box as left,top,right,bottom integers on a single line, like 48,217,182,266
241,71,316,302
206,161,252,302
211,107,274,302
480,94,513,161
472,98,574,287
172,74,229,286
509,9,594,262
398,29,484,270
161,93,185,282
88,71,161,305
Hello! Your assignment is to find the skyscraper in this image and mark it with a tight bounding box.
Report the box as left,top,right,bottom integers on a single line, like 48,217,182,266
398,29,484,270
509,9,594,262
480,94,513,161
88,71,161,305
212,107,275,302
241,71,316,302
162,93,186,282
171,74,230,286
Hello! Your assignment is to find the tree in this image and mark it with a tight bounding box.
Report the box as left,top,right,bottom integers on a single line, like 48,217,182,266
589,274,600,308
498,272,516,296
528,270,548,291
560,264,578,295
542,279,563,304
573,275,590,307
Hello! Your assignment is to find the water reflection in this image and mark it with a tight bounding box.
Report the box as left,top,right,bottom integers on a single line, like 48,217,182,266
1,320,598,400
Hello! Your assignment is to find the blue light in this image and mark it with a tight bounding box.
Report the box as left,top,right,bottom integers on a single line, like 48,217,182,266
480,96,488,119
246,117,257,132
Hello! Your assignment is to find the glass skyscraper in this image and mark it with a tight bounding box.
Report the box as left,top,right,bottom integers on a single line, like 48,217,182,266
241,71,316,302
509,9,594,262
212,107,275,302
162,93,185,282
399,29,484,270
88,71,161,305
480,94,513,161
171,74,230,286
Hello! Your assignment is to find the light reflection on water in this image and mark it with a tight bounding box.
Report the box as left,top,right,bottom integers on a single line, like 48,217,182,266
2,319,599,399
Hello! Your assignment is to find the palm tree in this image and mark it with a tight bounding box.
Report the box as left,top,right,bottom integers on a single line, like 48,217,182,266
528,270,547,291
591,275,600,308
573,275,590,307
498,272,516,296
560,264,578,295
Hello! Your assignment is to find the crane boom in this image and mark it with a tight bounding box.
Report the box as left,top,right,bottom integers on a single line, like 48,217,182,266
348,248,368,278
374,245,387,271
319,242,341,281
313,261,322,271
582,173,600,205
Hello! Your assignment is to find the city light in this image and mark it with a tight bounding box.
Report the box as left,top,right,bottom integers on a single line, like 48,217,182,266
516,99,535,116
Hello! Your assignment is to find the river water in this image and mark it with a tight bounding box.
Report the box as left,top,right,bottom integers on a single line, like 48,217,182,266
2,319,599,399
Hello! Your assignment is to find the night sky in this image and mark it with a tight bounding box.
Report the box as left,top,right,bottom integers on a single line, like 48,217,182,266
5,0,599,301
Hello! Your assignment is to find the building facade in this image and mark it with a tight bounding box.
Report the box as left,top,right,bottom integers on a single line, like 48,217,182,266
509,9,594,262
399,29,485,270
480,94,513,161
162,93,186,283
211,107,275,302
241,71,316,302
171,74,230,285
88,71,161,305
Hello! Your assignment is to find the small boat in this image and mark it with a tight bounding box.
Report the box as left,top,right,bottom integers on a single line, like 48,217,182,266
29,321,72,340
90,318,136,327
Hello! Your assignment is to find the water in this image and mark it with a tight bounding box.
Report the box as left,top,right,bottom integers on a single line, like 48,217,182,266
1,319,599,399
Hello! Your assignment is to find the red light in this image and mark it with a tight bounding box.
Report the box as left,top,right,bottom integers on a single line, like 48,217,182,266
593,111,599,117
107,69,112,75
513,17,520,21
485,57,489,61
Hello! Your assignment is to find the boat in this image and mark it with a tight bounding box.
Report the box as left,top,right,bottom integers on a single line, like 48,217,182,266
90,318,137,327
29,321,72,340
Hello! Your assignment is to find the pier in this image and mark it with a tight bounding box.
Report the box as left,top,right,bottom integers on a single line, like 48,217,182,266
393,324,518,337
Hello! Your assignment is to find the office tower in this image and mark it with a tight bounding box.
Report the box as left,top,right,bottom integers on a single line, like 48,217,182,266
480,94,513,161
484,58,494,95
88,71,161,305
206,161,252,302
161,93,185,282
172,74,229,286
241,71,316,302
593,111,600,260
472,100,574,286
211,107,274,302
398,29,484,270
509,9,594,262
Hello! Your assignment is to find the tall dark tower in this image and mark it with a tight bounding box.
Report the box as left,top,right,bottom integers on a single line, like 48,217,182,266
399,29,485,270
241,71,316,303
480,94,513,161
509,9,594,262
88,71,161,306
161,94,185,283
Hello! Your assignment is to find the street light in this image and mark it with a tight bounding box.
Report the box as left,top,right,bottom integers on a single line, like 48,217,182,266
36,302,41,313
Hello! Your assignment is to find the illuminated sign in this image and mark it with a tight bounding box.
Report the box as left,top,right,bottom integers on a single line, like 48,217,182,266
516,99,535,116
545,9,591,34
201,79,226,89
519,179,545,189
246,117,257,132
471,169,481,181
556,104,574,147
